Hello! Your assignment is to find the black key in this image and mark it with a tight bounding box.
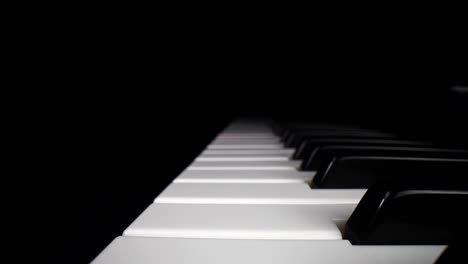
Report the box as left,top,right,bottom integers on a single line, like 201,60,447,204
344,181,468,245
302,146,468,171
312,156,468,189
283,130,396,148
293,138,432,160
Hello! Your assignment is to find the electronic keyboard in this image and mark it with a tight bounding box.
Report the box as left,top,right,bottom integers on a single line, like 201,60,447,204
91,119,468,263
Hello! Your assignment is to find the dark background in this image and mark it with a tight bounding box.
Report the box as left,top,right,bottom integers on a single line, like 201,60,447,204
36,79,467,264
22,26,467,263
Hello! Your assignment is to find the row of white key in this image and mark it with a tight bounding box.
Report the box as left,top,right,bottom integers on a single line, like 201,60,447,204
93,237,445,264
92,121,446,263
174,170,314,183
130,129,362,240
155,182,365,204
201,149,295,156
187,160,302,170
124,203,353,240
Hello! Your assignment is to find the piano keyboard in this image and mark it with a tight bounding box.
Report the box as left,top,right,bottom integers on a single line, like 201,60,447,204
91,120,464,264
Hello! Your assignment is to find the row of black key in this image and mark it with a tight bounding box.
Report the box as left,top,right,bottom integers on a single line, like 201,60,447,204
271,122,468,263
273,122,468,189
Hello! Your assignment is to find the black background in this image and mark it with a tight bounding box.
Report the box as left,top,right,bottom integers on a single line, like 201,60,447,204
21,25,468,263
36,77,467,264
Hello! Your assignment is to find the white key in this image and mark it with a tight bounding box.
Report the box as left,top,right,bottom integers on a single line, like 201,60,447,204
196,156,290,161
92,237,446,264
223,123,272,129
217,133,278,139
211,138,281,145
214,136,279,140
218,121,275,135
156,182,365,204
201,149,295,156
207,143,284,149
123,203,354,240
174,170,315,183
221,127,274,133
187,160,301,170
